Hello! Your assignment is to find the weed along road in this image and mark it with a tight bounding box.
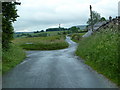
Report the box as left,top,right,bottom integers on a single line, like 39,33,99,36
3,36,117,88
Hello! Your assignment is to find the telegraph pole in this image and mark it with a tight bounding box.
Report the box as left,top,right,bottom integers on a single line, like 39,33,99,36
90,5,93,31
59,24,61,31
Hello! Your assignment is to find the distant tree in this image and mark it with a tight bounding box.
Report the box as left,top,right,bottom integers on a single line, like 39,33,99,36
100,17,106,21
87,11,101,25
27,34,32,37
46,28,66,32
46,28,59,32
2,2,20,50
34,31,40,33
70,26,79,33
40,30,44,32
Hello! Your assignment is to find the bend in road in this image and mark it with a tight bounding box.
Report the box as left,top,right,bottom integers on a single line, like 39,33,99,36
3,36,118,88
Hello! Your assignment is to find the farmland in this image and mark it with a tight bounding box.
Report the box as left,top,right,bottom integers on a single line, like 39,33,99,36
12,35,69,50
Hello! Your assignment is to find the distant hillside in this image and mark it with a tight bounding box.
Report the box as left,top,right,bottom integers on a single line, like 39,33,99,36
15,32,34,34
73,25,87,30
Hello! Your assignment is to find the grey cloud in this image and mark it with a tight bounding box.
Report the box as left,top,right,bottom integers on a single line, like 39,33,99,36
14,0,118,32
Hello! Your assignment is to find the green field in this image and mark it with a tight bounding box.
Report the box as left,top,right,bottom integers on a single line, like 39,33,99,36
14,31,68,38
13,35,69,50
76,24,119,85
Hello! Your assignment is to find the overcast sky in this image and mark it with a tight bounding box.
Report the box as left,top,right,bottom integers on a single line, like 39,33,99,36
13,0,119,32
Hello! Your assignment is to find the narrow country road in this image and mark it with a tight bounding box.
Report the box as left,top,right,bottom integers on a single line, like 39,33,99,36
3,37,117,88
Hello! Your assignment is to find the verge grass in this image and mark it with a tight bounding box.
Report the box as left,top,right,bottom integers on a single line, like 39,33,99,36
2,44,26,74
76,25,119,86
12,35,69,50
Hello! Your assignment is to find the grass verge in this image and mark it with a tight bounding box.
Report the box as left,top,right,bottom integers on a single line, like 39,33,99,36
76,25,119,86
2,44,26,74
13,35,69,50
71,33,86,43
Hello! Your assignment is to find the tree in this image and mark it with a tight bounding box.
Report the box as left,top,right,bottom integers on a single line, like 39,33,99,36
34,31,40,33
100,17,106,21
87,11,101,25
40,30,44,32
2,2,20,50
70,26,79,33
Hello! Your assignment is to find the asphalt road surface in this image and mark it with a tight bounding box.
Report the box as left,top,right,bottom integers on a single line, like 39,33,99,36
3,36,117,88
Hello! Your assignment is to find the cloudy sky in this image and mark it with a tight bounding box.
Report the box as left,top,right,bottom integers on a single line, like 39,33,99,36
13,0,119,32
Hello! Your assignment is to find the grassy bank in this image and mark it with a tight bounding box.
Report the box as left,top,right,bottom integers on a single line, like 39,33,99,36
2,44,26,74
13,35,69,50
76,25,119,86
71,33,86,43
